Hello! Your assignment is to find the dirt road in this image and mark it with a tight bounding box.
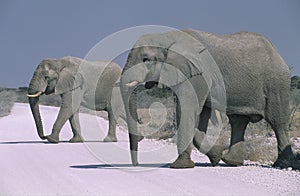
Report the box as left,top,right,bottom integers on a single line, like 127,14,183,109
0,104,299,195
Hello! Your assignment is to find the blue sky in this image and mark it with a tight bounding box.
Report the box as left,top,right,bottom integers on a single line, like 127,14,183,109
0,0,299,87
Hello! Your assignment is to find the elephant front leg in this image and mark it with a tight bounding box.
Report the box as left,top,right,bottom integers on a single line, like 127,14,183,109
103,106,117,142
170,79,208,168
170,144,194,168
69,110,84,143
221,115,249,166
46,106,72,143
170,105,197,169
46,91,82,143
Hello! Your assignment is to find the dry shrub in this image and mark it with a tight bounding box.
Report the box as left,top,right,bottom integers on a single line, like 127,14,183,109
0,90,16,117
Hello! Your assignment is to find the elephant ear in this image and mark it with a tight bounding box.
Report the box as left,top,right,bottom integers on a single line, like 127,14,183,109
160,39,226,108
55,62,84,95
159,39,206,87
136,30,207,87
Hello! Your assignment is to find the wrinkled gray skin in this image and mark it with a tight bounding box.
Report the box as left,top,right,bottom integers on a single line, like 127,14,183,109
121,29,296,169
28,56,122,143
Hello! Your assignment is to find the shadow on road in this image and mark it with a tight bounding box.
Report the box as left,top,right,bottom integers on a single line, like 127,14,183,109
0,140,125,145
70,162,232,169
0,141,50,144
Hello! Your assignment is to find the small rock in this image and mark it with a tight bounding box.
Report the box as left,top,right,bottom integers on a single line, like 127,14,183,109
287,167,293,171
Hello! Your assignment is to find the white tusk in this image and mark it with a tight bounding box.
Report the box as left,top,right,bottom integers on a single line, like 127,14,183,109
27,91,42,98
126,81,139,87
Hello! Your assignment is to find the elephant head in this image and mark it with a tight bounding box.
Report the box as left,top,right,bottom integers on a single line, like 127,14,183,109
120,30,226,166
27,56,83,139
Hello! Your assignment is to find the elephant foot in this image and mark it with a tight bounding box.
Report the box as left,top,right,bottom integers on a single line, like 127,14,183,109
205,145,224,167
192,131,223,166
170,154,195,169
103,135,118,142
45,134,59,144
69,135,84,143
273,145,296,169
39,135,46,140
221,142,246,166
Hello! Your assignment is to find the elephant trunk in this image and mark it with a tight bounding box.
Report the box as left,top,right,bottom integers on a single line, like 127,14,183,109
27,72,47,140
28,92,45,140
121,84,141,166
129,132,139,166
128,90,140,166
29,97,45,140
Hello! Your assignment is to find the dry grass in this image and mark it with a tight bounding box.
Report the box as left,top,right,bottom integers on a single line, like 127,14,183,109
137,107,176,139
290,111,300,135
135,86,177,140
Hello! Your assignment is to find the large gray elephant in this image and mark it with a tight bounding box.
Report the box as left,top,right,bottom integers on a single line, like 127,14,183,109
27,56,123,143
120,29,296,169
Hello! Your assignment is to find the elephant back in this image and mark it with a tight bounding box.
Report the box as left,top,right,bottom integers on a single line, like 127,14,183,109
94,61,121,109
185,29,290,116
77,60,121,110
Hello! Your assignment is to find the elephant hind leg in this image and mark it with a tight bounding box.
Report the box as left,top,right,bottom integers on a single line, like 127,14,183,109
69,110,84,143
265,114,295,168
103,106,118,142
265,93,295,168
221,115,249,166
268,123,295,168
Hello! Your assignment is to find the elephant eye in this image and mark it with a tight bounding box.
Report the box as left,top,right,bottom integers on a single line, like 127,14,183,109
45,76,50,81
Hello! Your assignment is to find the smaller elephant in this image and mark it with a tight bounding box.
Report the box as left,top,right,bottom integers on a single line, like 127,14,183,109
27,56,123,143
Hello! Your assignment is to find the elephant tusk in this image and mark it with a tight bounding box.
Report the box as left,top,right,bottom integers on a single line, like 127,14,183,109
126,80,139,87
27,91,43,98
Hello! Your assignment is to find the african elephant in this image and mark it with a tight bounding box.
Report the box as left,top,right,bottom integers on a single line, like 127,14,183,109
120,29,296,169
27,56,123,143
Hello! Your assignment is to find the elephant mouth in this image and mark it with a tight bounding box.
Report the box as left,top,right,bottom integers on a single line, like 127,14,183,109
144,81,158,89
27,91,43,98
126,81,159,89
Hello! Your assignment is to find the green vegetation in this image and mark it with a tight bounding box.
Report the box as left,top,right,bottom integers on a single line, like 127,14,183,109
291,76,300,90
290,76,300,133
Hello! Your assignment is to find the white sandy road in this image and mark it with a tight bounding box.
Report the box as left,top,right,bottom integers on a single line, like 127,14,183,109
0,103,299,195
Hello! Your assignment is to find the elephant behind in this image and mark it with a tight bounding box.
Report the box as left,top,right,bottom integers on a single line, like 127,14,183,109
28,56,123,143
120,29,296,169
